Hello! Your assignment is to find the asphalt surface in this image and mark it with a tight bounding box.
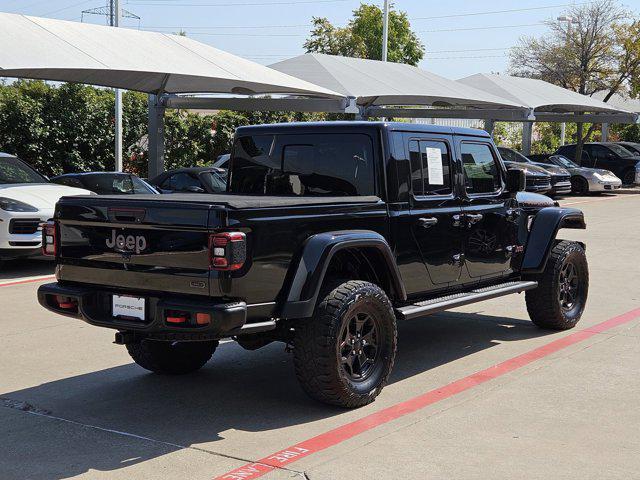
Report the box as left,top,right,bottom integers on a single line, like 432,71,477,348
1,193,639,480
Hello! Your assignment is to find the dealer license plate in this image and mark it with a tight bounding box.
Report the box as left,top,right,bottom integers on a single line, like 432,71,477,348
112,295,145,321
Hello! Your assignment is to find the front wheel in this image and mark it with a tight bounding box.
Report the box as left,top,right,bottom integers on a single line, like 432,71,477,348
293,280,397,408
525,240,588,330
127,339,218,374
571,176,589,195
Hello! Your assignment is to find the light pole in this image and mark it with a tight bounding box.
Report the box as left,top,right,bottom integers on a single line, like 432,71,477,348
382,0,389,62
113,0,123,171
557,15,575,146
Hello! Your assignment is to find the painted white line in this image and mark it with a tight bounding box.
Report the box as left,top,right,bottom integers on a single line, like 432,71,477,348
0,274,56,287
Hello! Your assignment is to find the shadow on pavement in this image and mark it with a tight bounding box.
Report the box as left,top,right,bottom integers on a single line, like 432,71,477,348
1,311,553,479
0,258,54,280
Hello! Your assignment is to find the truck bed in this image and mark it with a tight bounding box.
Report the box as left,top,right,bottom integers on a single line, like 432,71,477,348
67,194,382,209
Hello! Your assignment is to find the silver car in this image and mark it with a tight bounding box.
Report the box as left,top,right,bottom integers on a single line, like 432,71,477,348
542,155,622,194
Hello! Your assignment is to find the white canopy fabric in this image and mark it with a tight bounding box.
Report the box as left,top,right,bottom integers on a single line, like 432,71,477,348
593,92,640,114
457,74,626,114
269,54,527,110
0,13,341,98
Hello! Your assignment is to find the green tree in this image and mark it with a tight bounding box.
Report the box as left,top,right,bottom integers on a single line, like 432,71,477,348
510,0,640,162
304,3,425,66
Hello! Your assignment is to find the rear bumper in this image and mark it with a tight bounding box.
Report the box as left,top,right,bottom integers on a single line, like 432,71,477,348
37,282,248,340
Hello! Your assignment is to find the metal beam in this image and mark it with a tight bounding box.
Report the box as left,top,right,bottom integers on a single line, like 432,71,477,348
601,123,609,142
522,122,533,156
484,119,495,136
533,112,638,124
147,94,165,179
164,95,348,113
364,107,533,121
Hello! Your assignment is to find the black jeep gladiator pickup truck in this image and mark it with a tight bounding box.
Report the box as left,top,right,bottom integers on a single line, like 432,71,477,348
38,122,589,408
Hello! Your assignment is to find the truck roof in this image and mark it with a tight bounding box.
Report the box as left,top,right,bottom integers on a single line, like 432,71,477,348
235,121,489,138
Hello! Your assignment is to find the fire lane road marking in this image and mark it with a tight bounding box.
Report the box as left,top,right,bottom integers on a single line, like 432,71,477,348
214,307,640,480
0,275,56,287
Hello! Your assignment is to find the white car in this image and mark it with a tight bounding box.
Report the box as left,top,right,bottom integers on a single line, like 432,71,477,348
0,153,92,263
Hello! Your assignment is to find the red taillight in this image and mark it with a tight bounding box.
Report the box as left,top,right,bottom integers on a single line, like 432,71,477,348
54,295,77,310
209,232,246,271
42,220,57,256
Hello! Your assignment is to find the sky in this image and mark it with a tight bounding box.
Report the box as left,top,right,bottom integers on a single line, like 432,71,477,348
1,0,640,80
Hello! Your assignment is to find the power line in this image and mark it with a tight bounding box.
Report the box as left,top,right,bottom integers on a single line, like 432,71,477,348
410,2,591,20
40,0,96,17
127,0,350,6
420,23,543,33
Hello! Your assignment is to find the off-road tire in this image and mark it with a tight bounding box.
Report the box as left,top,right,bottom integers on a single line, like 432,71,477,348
126,339,218,374
293,280,397,408
525,240,588,330
571,176,589,195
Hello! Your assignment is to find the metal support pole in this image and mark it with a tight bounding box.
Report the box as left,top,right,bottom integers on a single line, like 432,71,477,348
112,0,123,171
147,94,166,179
382,0,389,62
522,122,533,156
601,123,609,142
560,122,566,145
484,119,495,137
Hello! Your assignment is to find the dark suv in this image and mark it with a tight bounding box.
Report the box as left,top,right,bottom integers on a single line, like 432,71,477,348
38,122,589,408
556,143,640,186
498,147,571,196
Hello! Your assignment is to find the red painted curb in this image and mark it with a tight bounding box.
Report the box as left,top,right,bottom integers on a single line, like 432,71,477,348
0,276,56,288
215,307,640,480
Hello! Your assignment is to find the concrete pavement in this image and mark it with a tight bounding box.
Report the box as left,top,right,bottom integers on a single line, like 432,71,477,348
1,193,639,480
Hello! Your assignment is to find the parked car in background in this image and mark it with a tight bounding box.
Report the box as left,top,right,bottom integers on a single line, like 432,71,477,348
498,160,551,194
0,153,92,264
615,141,640,156
51,172,158,195
555,143,640,186
498,147,571,196
213,153,230,170
537,155,622,194
149,167,227,194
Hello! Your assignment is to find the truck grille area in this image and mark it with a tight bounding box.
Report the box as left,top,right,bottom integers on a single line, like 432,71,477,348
526,177,551,188
9,219,41,235
551,174,571,185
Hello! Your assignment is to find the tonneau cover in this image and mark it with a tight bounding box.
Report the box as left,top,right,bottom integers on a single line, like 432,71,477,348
60,194,382,209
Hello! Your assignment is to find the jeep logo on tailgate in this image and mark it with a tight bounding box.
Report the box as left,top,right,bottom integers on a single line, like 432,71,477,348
106,230,147,254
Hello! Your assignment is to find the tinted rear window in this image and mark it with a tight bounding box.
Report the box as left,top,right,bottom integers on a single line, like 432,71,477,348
229,133,375,196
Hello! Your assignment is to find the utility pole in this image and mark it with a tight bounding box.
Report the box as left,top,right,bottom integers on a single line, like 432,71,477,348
112,0,123,171
557,15,575,146
381,0,389,62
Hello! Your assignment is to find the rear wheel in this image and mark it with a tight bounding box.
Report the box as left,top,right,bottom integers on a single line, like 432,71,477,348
525,240,588,330
293,280,397,408
622,169,636,186
127,339,218,374
571,176,589,194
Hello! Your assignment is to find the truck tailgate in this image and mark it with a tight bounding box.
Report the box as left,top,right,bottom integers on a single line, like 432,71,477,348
55,196,223,296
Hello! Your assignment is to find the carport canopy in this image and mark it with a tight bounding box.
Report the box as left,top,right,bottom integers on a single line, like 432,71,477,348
457,74,637,124
0,13,342,99
269,53,532,120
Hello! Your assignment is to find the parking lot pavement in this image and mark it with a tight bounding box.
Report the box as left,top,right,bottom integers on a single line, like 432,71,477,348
1,193,639,480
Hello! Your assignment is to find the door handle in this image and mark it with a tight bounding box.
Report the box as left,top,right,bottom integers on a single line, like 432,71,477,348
451,253,465,266
418,217,438,228
466,213,483,225
452,214,464,227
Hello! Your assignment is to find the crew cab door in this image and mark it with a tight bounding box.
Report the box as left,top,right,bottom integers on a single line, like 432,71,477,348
406,135,463,289
457,139,519,281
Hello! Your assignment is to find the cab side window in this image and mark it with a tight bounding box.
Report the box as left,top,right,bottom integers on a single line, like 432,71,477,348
461,143,501,194
408,140,452,196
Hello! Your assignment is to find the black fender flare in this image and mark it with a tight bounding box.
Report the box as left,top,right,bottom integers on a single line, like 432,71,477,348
280,230,406,319
521,207,586,274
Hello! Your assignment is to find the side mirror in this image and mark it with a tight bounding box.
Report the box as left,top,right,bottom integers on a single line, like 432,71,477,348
506,169,526,193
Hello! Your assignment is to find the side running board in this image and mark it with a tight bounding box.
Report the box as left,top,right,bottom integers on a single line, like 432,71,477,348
396,280,538,320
